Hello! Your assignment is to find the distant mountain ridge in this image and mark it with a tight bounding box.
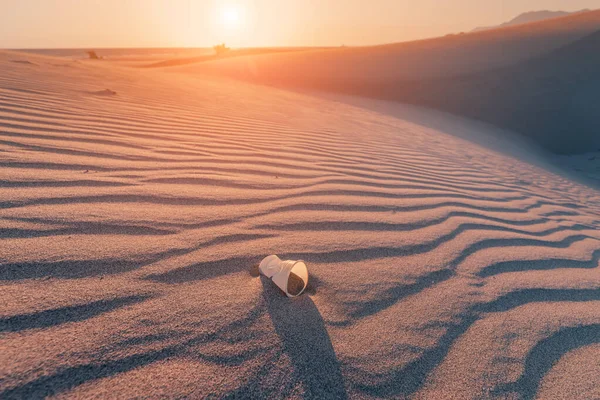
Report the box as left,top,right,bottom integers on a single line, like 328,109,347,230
472,9,590,32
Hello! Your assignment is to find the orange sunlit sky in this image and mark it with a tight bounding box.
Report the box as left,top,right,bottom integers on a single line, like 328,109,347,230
1,0,598,48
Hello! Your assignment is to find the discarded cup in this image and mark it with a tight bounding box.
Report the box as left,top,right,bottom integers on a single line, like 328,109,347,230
259,255,309,298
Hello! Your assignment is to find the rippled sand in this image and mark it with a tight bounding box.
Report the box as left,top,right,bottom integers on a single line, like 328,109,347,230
1,50,599,399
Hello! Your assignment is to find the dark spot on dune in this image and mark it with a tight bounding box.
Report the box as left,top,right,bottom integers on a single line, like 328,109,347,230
248,263,260,277
91,89,117,96
11,60,37,66
86,51,102,60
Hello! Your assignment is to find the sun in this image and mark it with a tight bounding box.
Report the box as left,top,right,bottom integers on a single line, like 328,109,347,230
210,2,252,45
218,4,244,30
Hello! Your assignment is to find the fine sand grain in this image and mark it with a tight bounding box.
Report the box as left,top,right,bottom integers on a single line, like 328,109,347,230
0,50,599,399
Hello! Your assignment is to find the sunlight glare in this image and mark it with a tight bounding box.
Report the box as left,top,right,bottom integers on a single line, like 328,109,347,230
219,4,244,31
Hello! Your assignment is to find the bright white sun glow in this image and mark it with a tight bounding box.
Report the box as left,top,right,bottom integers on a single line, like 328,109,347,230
219,4,244,30
210,2,252,45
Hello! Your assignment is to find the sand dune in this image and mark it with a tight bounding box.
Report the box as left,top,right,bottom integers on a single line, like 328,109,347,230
143,47,328,69
167,9,600,154
356,29,600,154
1,50,599,399
170,9,600,81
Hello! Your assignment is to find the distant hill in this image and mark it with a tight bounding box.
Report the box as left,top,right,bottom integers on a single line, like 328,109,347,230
472,9,590,32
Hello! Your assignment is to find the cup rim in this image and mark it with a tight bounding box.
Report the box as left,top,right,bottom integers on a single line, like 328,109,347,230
286,260,308,297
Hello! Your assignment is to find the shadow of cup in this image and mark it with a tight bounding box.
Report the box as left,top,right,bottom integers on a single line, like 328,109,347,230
260,277,347,398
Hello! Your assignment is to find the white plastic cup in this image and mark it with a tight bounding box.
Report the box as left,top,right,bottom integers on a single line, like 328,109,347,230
259,255,309,297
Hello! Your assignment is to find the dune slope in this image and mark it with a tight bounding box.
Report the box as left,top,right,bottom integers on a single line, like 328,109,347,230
372,29,600,154
1,51,600,399
172,9,600,81
169,10,600,154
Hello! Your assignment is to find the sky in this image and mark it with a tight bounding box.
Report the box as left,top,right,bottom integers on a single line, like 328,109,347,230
0,0,598,48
